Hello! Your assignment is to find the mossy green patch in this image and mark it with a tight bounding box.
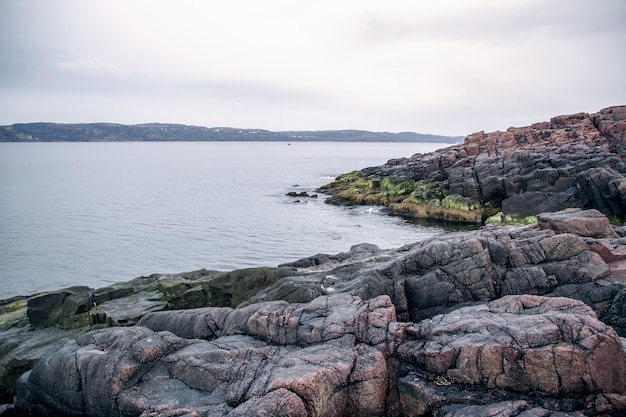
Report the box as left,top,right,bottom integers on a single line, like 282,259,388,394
321,171,371,191
485,212,538,226
157,277,206,310
325,174,419,206
323,173,486,223
441,194,481,212
0,300,28,331
390,200,483,223
0,300,27,315
0,342,18,355
407,181,446,203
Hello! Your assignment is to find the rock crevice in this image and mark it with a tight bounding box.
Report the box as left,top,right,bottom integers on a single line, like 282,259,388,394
322,106,626,223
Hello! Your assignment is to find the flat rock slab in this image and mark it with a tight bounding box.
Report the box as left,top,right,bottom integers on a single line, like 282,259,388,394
538,208,616,238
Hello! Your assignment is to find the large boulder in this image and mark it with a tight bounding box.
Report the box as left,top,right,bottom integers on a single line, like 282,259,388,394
14,294,626,416
27,286,93,329
537,208,616,238
397,295,626,396
15,294,394,417
267,210,617,323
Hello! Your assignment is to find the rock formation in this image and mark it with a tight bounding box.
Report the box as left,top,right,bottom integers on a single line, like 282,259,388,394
2,105,626,415
322,106,626,223
2,208,626,416
13,293,626,417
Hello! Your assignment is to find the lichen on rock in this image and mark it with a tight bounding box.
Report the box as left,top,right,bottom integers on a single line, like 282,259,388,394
322,106,626,224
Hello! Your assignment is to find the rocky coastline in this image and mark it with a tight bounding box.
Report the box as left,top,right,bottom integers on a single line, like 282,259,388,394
0,107,625,416
321,106,626,224
0,208,624,416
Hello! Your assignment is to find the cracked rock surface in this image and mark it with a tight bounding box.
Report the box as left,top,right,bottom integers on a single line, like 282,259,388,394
324,106,626,222
13,293,626,416
16,294,393,417
4,209,626,416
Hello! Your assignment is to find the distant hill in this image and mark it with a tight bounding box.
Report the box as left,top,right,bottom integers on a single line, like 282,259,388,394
0,123,462,143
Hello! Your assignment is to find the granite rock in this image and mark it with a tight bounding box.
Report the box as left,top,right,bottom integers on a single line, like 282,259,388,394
322,106,626,222
14,294,626,416
3,210,626,415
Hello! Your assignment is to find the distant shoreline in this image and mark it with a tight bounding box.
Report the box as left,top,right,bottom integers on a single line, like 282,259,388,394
0,122,463,143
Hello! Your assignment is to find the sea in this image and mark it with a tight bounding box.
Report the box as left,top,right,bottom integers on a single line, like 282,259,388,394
0,141,464,300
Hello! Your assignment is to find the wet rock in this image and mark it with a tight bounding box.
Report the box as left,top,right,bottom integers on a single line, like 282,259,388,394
286,191,317,198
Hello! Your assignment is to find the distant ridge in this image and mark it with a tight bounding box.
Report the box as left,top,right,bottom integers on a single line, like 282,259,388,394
0,122,462,143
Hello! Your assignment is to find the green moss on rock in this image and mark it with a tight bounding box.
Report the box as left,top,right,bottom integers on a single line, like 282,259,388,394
440,194,481,212
202,267,298,308
485,212,538,226
390,200,483,223
323,173,485,224
407,181,446,203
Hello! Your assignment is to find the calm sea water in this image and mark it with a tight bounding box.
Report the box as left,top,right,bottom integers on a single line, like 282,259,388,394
0,141,456,299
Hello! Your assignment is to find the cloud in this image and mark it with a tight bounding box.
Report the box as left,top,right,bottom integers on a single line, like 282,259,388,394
0,0,624,135
355,0,626,45
56,59,126,79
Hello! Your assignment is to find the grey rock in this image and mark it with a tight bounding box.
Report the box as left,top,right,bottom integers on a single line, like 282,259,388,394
3,210,626,415
27,286,93,329
437,400,532,417
14,294,626,416
15,295,393,417
322,106,626,222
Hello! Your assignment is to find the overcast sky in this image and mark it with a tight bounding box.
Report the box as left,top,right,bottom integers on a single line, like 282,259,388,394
1,0,624,136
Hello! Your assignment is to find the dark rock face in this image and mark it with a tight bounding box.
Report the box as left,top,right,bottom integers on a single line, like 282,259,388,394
27,286,93,329
5,209,626,416
322,106,626,222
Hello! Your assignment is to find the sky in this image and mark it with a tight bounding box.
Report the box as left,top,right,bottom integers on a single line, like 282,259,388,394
0,0,625,136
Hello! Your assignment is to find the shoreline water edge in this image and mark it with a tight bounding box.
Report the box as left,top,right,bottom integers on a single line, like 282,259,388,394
1,106,625,416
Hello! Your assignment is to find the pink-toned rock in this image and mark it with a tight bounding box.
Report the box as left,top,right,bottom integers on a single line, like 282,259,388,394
13,290,626,416
15,295,394,417
538,208,616,238
397,295,626,397
327,106,626,221
590,239,626,263
610,261,626,284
